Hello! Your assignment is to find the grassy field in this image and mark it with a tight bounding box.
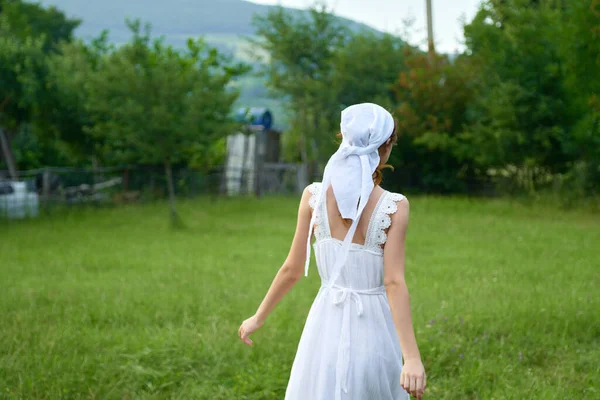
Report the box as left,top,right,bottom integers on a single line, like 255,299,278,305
1,195,598,399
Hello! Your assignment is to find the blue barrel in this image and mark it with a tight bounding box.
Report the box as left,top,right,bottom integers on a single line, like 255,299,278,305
236,107,273,130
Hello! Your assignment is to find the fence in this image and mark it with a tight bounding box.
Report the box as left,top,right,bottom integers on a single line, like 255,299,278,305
3,163,594,219
0,163,307,219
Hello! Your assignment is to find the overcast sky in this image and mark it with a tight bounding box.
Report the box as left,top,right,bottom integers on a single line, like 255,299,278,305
249,0,483,53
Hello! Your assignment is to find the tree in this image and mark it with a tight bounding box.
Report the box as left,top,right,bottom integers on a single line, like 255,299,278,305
390,48,479,192
462,0,571,172
0,0,79,174
85,21,247,221
252,6,349,174
557,0,600,195
332,32,407,110
0,0,80,52
37,33,112,166
0,16,45,177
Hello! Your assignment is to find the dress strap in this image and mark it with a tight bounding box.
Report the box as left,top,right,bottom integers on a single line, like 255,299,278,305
307,182,331,243
364,191,407,251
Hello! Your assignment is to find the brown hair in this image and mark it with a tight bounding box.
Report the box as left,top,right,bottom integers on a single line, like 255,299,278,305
336,118,398,186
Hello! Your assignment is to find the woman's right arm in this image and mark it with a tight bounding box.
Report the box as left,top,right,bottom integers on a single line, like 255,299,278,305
238,185,312,345
383,199,426,399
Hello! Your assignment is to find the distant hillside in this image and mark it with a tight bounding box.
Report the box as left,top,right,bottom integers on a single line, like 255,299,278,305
36,0,378,51
35,0,383,130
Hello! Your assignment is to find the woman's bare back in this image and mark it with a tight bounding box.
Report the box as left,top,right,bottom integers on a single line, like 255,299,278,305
322,184,387,246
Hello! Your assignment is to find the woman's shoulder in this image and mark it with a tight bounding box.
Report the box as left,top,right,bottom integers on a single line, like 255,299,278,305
301,182,322,195
307,181,322,192
380,189,409,217
378,185,407,202
300,182,323,210
385,190,408,203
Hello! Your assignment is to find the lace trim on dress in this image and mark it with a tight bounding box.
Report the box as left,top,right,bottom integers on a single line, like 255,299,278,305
309,183,406,251
308,182,320,216
308,182,329,241
365,192,406,252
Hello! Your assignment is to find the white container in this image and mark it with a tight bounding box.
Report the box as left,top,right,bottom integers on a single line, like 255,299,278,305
0,181,40,219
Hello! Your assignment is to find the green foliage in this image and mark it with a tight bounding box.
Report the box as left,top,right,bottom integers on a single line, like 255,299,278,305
333,32,407,110
85,20,247,167
384,0,600,197
0,0,79,52
1,196,598,398
389,49,478,192
0,15,46,131
10,123,72,168
81,20,248,218
557,0,600,196
463,0,571,171
253,7,409,165
461,0,600,195
2,0,598,201
253,6,349,163
36,33,112,164
0,0,81,171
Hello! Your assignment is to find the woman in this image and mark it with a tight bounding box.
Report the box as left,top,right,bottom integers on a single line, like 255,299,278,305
238,103,426,399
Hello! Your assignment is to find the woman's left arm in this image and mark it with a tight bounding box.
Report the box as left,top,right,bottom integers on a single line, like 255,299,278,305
238,185,312,346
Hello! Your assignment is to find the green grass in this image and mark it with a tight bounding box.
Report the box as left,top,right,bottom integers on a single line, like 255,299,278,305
1,196,598,399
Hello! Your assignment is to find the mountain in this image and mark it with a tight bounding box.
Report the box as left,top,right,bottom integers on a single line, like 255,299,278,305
36,0,378,53
34,0,382,130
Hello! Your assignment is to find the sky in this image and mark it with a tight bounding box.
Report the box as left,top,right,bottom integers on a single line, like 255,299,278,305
249,0,483,53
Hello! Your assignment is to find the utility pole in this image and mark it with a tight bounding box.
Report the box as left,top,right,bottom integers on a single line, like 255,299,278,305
426,0,435,63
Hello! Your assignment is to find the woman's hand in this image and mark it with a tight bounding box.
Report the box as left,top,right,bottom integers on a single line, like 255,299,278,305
400,358,426,399
238,315,264,346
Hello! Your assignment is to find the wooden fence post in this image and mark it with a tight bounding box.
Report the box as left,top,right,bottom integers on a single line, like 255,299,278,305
296,163,308,194
42,167,50,209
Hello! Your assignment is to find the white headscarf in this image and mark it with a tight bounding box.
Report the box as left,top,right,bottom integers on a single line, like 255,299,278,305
305,103,395,277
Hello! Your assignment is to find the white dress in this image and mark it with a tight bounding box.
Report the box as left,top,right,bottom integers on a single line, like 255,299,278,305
285,182,410,400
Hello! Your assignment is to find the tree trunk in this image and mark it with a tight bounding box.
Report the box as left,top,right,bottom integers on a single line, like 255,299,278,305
164,159,177,220
0,127,17,179
298,104,310,188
